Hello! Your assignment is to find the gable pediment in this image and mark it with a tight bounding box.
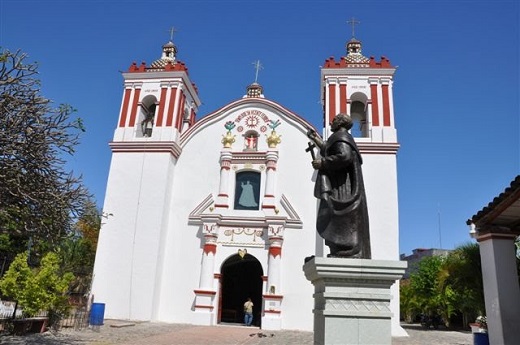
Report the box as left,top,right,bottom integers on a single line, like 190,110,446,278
180,98,316,150
188,193,302,229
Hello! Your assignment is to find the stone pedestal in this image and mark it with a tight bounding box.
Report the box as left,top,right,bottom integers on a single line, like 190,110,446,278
303,257,406,345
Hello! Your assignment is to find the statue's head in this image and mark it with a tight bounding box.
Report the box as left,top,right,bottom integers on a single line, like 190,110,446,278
331,113,353,132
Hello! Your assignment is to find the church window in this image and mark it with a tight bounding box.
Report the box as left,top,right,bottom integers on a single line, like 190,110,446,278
243,130,259,151
234,171,261,210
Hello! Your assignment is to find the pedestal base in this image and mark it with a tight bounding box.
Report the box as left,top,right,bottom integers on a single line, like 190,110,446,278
303,257,406,345
261,311,282,330
261,294,283,330
192,310,216,326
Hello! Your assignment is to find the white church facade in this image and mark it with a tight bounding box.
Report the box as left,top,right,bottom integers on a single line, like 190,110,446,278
92,33,403,334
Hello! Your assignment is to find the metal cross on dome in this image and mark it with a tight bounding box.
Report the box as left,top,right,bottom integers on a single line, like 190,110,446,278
167,26,177,41
347,17,360,38
252,60,263,83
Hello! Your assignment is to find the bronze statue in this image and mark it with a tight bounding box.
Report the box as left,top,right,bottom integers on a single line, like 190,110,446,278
307,113,371,259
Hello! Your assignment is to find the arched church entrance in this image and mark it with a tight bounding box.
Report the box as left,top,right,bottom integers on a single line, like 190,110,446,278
219,252,263,326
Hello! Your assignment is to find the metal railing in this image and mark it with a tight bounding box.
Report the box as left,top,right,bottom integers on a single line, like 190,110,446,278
0,300,90,335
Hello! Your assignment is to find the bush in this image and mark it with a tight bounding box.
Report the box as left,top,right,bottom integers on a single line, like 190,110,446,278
0,252,73,317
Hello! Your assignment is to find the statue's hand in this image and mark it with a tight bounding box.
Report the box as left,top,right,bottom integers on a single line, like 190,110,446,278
311,159,322,170
307,128,317,140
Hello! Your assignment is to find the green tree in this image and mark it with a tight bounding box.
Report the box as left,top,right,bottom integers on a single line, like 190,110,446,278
0,48,90,256
401,243,488,329
0,252,32,302
438,243,484,327
0,234,26,275
73,200,101,255
0,252,73,317
409,255,444,315
57,200,101,294
400,279,420,323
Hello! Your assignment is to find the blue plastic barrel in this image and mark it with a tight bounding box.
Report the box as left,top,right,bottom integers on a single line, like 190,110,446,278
90,302,105,326
473,332,489,345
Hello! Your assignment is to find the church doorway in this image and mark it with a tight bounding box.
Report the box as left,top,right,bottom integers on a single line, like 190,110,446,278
219,252,263,326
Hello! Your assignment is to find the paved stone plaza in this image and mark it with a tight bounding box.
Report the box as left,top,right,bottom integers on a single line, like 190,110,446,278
0,320,473,345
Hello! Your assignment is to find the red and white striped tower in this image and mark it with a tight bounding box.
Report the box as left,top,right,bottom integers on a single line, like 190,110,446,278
92,37,201,321
321,37,396,142
113,39,200,144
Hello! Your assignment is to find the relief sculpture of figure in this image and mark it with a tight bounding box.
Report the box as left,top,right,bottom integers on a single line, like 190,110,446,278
307,113,371,258
238,180,258,207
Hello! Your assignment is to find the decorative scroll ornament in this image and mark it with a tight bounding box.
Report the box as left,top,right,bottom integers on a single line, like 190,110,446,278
238,248,247,259
224,228,264,243
222,121,236,148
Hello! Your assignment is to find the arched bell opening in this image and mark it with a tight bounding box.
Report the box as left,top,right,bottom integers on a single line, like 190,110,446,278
137,95,157,138
349,92,368,138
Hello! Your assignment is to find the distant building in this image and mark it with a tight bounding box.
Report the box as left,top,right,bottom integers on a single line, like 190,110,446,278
400,248,451,278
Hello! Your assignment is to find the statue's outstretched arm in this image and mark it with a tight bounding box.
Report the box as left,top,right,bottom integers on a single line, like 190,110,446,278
307,128,325,149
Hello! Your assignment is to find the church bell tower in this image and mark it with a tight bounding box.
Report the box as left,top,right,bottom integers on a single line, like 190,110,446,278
320,21,405,336
321,25,396,143
92,36,201,321
113,39,201,144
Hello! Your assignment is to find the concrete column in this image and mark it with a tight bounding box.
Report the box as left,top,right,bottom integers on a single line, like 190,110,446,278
262,151,278,210
267,237,283,293
478,232,520,345
215,150,232,209
199,233,218,289
193,227,219,325
262,225,284,330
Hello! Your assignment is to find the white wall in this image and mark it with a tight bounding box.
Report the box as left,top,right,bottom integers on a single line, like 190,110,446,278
94,97,402,333
92,152,175,320
154,100,319,329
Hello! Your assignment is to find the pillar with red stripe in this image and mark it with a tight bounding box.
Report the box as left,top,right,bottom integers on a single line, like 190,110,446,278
266,225,284,294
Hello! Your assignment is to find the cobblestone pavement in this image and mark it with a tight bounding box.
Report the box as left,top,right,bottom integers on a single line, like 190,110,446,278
0,321,473,345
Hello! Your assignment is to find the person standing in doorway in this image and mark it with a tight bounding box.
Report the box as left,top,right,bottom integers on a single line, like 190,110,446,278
243,297,254,326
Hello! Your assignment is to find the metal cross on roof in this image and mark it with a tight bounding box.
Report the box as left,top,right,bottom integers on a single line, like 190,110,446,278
168,27,177,41
252,60,263,83
347,17,360,38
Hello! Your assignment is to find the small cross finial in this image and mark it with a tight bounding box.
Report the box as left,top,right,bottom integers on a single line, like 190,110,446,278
167,27,177,41
347,17,360,38
252,60,263,83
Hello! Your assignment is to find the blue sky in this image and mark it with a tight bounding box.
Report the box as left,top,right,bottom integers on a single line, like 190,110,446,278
1,0,518,256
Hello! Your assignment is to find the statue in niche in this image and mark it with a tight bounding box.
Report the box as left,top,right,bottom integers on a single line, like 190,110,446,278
306,113,371,258
244,132,258,151
238,180,258,208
